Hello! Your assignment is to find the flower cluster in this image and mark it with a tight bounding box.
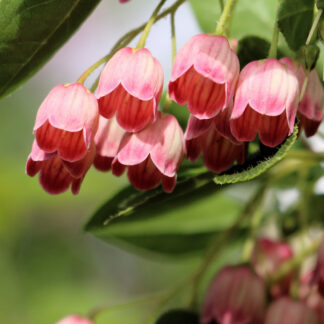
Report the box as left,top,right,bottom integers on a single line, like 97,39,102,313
26,32,323,195
202,237,324,324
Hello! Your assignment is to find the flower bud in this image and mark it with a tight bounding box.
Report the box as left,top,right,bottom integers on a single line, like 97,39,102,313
202,265,266,324
252,237,294,297
55,315,93,324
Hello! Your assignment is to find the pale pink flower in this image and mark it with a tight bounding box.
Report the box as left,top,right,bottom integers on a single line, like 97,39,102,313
93,116,126,171
169,34,240,119
252,237,294,297
97,47,163,132
230,58,299,147
26,140,95,195
34,83,99,162
55,315,94,324
185,107,246,173
264,297,319,324
112,113,184,193
202,265,266,324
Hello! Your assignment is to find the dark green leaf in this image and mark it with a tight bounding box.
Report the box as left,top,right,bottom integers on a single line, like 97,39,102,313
278,0,314,51
156,310,199,324
0,0,101,98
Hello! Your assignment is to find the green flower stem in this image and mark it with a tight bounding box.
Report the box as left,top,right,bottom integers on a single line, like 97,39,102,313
136,0,168,49
77,0,187,85
270,237,322,284
241,183,268,262
215,0,238,36
306,9,323,46
268,0,282,58
171,11,177,64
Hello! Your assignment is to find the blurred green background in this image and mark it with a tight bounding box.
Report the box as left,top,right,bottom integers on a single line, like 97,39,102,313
1,0,323,323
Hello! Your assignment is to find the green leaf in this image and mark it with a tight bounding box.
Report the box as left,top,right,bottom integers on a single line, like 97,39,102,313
278,0,314,51
214,124,298,185
0,0,101,99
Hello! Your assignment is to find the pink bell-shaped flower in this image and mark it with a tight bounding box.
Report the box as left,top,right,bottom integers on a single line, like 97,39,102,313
230,58,299,147
202,265,266,324
112,113,184,193
97,47,164,132
26,140,95,195
34,83,99,162
185,107,246,173
298,69,324,137
264,297,319,324
252,237,294,297
55,315,94,324
93,116,126,171
169,34,240,119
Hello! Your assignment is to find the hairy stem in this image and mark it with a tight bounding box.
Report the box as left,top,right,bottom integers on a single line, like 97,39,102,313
215,0,238,36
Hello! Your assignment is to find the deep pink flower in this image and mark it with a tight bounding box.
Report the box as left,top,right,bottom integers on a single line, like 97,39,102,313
93,116,126,171
280,57,323,137
169,34,240,119
97,47,164,132
26,140,95,195
252,237,294,297
230,58,299,147
55,315,94,324
264,297,319,324
34,83,99,162
112,113,184,193
313,238,324,298
185,107,246,173
202,265,266,324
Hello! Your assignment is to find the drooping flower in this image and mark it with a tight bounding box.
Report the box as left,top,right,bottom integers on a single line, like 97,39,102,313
112,113,184,193
230,58,299,147
169,34,240,119
264,297,319,324
26,140,95,195
93,116,126,172
34,83,99,162
97,47,164,132
55,315,94,324
252,237,294,297
185,107,246,173
280,57,323,137
313,238,324,298
202,265,266,324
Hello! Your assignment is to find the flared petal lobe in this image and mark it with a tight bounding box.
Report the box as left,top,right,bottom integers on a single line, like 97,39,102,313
94,116,126,171
97,47,164,132
230,58,299,147
202,266,266,324
169,34,240,119
34,83,99,162
113,113,184,192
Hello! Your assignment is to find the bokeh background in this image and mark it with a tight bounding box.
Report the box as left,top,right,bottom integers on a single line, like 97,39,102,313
1,1,323,323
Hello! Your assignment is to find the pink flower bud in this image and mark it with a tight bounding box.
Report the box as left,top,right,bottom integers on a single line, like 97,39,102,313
34,83,99,162
230,58,299,147
252,238,294,297
202,265,266,324
185,108,246,173
97,47,164,132
55,315,94,324
93,116,126,171
313,238,324,298
112,113,184,193
169,34,240,119
264,297,319,324
26,140,95,195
